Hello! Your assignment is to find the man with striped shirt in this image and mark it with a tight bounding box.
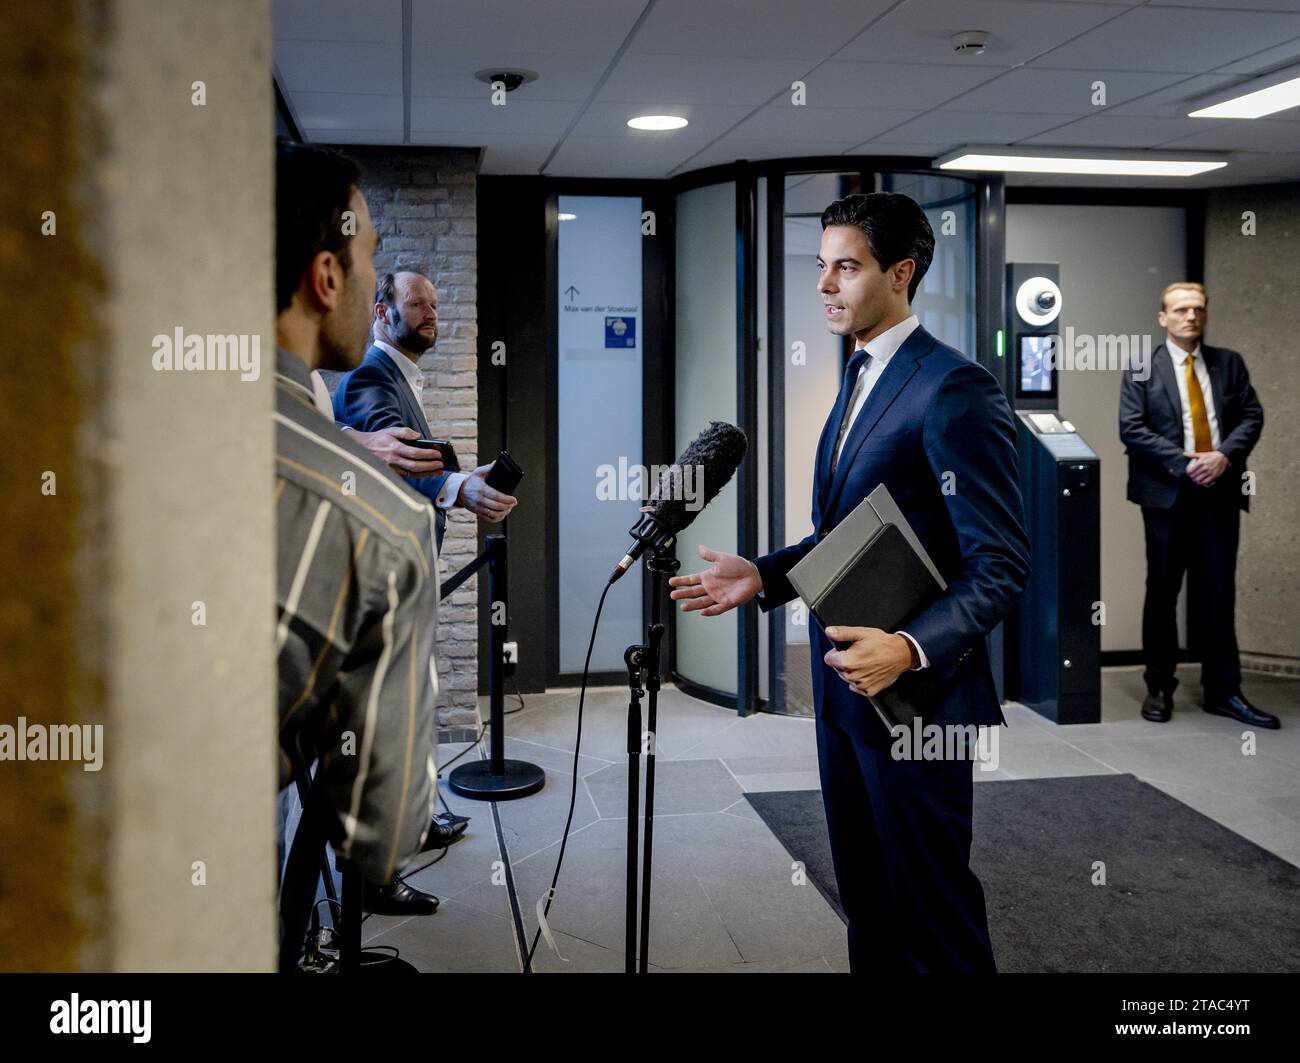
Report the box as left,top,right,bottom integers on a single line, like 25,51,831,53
274,141,443,945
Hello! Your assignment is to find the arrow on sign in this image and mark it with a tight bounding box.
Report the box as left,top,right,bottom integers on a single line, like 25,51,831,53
564,285,579,302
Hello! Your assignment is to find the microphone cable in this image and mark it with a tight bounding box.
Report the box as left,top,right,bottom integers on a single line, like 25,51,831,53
524,576,614,970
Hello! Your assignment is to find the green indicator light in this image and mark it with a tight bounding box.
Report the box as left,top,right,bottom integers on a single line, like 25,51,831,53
996,329,1005,358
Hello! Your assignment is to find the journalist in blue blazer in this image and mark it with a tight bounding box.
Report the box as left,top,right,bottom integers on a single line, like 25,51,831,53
333,270,517,551
670,193,1029,972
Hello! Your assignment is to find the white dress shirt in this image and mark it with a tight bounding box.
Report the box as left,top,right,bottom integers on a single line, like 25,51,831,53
834,314,920,467
308,370,334,419
374,340,469,509
1165,338,1222,452
837,313,928,671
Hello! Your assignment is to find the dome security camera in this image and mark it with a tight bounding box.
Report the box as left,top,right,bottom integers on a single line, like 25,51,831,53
474,69,539,93
1015,277,1063,327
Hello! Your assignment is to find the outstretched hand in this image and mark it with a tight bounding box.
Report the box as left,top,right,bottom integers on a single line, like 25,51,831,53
667,544,763,617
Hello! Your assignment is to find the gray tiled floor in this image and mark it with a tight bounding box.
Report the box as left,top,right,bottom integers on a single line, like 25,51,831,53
363,664,1300,971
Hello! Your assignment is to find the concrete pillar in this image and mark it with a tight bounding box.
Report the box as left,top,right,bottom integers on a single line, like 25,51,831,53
1204,184,1300,668
0,0,276,970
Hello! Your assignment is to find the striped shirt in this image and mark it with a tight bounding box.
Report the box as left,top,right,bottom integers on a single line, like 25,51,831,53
275,347,441,884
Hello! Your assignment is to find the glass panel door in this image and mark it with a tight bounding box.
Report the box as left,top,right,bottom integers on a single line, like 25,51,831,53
556,194,643,673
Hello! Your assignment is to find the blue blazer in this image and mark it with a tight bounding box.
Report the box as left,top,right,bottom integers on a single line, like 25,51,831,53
754,325,1030,742
332,345,449,545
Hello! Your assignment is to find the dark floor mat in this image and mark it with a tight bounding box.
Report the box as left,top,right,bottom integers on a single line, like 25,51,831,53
746,773,1300,972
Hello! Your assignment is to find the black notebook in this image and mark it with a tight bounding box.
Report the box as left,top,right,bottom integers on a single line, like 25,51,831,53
788,487,946,731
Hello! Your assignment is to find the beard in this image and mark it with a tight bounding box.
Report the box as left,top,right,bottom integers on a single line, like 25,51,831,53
318,278,374,371
391,314,437,353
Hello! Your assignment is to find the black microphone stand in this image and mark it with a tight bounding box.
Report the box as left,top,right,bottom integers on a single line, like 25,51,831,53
621,538,678,973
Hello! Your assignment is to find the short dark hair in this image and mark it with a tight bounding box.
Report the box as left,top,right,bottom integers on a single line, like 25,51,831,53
820,192,934,302
275,139,362,312
375,271,399,317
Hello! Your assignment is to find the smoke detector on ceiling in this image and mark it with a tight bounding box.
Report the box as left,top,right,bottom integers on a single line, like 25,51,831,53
474,69,539,92
951,31,989,56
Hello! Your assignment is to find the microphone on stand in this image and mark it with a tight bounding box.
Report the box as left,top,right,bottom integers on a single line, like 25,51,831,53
609,421,748,584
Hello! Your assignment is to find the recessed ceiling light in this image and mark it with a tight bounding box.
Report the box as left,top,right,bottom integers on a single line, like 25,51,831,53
558,212,577,221
935,147,1227,177
1189,68,1300,119
628,115,688,131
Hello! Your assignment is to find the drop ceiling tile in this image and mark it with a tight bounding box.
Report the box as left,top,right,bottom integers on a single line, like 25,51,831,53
730,102,920,142
1019,113,1207,147
545,134,714,177
628,0,898,60
274,0,403,42
413,0,646,54
451,133,556,173
1104,74,1247,118
292,92,404,133
1148,0,1300,14
874,110,1071,147
677,137,859,172
410,96,582,136
802,61,1004,112
596,51,810,106
276,40,403,94
1028,6,1300,73
1159,118,1300,152
834,0,1125,67
855,141,952,157
940,67,1187,116
1214,38,1300,75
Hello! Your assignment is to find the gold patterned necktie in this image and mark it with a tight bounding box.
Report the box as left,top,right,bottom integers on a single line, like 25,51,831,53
1185,352,1213,453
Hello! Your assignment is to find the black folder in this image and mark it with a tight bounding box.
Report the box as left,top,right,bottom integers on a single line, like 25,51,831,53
788,487,947,730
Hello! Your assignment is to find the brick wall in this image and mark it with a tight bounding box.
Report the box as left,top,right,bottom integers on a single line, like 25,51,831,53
325,145,480,731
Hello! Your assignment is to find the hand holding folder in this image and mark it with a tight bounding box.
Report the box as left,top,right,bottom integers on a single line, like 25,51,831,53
788,485,947,731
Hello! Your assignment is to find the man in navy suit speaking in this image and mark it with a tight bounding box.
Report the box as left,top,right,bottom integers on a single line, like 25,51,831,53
669,193,1029,972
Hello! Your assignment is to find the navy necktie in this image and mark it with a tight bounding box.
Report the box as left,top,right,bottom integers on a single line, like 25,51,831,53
829,347,871,478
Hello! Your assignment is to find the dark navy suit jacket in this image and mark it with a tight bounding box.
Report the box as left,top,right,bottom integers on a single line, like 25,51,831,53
332,345,449,547
753,325,1030,742
1118,342,1263,513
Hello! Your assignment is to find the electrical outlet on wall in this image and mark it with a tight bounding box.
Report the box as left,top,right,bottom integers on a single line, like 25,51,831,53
503,641,518,666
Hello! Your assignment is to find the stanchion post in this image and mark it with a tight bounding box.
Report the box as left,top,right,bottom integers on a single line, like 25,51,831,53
448,534,545,801
487,533,506,775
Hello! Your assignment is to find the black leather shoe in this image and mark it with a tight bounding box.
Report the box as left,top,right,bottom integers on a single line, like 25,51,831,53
1141,690,1173,722
1203,693,1280,729
363,878,439,916
420,811,469,852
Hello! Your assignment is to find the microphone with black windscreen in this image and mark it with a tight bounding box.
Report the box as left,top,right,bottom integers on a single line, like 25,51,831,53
609,421,748,584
